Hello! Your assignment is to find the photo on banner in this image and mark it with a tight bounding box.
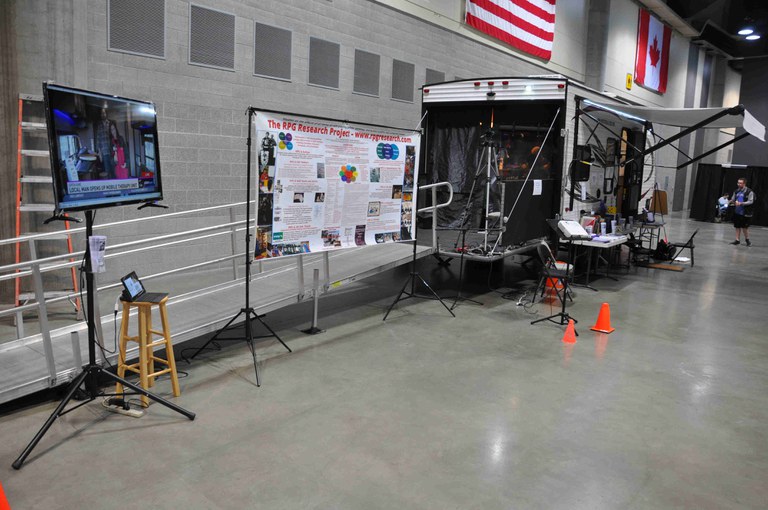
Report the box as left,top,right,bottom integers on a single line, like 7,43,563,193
253,110,420,259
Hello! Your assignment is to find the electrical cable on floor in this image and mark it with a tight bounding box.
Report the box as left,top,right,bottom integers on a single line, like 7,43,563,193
180,345,221,364
501,283,541,315
106,371,190,411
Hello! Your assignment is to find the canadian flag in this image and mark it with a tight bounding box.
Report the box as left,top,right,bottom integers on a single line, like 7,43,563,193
634,8,671,94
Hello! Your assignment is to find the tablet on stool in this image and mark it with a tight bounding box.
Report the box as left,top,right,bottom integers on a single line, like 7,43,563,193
120,271,168,303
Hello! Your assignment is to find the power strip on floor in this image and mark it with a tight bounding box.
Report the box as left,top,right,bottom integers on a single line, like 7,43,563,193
101,398,145,418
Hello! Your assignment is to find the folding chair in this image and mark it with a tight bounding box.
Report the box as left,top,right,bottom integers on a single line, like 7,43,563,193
625,232,652,268
532,241,577,327
669,229,698,266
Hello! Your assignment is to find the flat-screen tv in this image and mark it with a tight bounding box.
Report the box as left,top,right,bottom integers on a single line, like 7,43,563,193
43,83,163,212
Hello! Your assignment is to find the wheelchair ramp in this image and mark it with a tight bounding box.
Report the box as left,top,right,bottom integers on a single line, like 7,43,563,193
0,242,433,404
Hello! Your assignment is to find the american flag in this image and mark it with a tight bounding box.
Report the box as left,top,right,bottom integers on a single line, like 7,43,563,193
465,0,556,61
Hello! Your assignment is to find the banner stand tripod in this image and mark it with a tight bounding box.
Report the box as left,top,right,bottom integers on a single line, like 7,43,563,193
189,107,290,386
383,229,456,320
13,210,196,470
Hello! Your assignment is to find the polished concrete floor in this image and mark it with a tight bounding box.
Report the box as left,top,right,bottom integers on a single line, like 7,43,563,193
1,216,767,509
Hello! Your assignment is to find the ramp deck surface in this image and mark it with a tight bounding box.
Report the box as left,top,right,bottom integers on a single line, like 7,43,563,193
0,243,433,404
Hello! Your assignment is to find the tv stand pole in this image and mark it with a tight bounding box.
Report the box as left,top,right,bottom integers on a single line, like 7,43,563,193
13,209,195,470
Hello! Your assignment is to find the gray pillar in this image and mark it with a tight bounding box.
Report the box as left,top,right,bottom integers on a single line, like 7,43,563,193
672,45,700,212
584,0,610,92
687,53,714,210
0,1,19,302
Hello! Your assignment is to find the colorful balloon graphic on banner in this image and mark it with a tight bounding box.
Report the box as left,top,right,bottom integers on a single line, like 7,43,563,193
376,143,399,160
339,164,358,182
278,132,294,150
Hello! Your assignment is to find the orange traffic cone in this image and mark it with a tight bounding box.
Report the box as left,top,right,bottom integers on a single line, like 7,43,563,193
562,319,577,344
0,480,10,510
590,302,615,333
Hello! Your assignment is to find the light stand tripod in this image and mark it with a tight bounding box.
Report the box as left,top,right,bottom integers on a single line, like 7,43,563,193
454,129,505,255
13,210,195,470
189,107,290,386
444,129,505,309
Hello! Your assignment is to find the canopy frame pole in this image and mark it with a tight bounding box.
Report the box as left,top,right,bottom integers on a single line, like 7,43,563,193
577,110,647,156
676,132,750,169
624,105,744,166
646,129,693,164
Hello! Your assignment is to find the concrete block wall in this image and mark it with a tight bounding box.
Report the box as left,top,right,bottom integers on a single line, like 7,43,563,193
5,0,717,289
8,0,556,284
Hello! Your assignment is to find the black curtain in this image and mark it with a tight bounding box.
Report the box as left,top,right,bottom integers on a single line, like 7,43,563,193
428,120,484,228
691,164,768,226
425,102,563,245
690,163,723,222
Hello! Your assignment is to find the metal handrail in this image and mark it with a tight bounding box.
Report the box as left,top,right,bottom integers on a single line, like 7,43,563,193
0,183,454,400
418,182,454,250
0,219,252,277
0,201,250,247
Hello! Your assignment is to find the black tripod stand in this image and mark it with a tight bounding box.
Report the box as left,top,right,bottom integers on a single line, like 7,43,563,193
530,247,578,331
383,232,456,320
444,130,505,308
189,107,290,386
454,129,505,255
13,210,195,470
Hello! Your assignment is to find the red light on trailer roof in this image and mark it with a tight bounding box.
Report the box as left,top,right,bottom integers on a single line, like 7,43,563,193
474,82,481,87
423,88,429,94
488,81,494,86
502,81,509,86
557,84,565,89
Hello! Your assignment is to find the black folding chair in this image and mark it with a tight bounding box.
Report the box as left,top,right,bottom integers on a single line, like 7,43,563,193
532,241,577,328
625,232,652,268
669,229,698,266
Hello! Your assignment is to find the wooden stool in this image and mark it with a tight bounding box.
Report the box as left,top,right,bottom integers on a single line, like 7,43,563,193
115,296,180,407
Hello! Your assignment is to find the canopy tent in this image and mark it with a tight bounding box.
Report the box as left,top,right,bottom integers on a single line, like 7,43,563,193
579,100,766,169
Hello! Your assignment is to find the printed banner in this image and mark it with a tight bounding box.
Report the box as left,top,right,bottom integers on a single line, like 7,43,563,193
253,111,419,259
634,8,671,94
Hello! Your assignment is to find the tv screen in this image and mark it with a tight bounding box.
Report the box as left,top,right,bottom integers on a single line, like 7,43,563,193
43,83,163,212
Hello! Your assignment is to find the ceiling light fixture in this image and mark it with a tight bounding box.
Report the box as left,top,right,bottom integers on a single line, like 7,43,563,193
738,28,754,35
746,34,761,40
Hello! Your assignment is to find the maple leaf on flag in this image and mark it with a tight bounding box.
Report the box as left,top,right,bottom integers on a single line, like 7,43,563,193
649,36,661,67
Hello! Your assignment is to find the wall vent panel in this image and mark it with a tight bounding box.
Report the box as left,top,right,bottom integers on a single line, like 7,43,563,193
353,49,380,96
392,60,415,102
108,0,165,58
190,4,235,70
308,37,340,89
254,22,292,80
425,68,445,85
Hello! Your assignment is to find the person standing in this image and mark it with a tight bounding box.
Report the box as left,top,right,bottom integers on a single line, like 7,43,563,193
95,108,115,179
109,121,129,179
726,177,756,246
